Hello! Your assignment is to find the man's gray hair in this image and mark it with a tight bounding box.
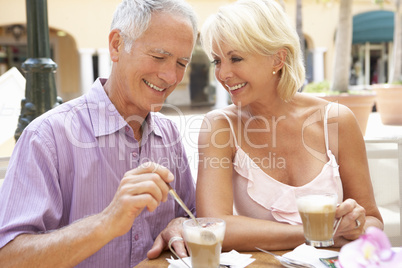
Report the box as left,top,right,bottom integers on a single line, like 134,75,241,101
111,0,198,52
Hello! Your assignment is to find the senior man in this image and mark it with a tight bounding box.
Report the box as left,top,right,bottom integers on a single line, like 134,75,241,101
0,0,197,267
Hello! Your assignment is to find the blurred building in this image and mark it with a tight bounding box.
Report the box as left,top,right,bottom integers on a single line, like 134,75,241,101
0,0,397,105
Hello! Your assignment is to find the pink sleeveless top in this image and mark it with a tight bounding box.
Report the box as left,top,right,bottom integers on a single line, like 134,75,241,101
219,104,343,225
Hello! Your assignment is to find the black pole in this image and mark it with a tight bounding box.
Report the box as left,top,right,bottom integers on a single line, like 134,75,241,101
14,0,62,141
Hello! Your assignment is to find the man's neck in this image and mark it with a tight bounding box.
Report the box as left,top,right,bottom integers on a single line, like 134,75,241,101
103,78,147,143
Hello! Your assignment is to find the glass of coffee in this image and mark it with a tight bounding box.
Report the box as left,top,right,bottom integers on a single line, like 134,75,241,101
296,193,339,247
181,217,226,268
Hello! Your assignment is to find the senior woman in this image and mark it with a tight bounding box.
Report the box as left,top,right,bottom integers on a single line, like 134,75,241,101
196,0,383,251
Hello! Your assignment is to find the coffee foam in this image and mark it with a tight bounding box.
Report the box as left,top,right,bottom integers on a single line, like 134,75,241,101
297,195,337,213
184,225,225,245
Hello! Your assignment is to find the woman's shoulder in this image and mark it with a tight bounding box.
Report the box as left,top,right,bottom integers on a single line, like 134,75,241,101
199,106,241,142
204,105,238,123
294,92,356,122
199,106,239,150
295,92,329,108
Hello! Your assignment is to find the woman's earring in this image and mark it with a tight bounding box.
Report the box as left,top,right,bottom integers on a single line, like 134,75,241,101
273,70,276,75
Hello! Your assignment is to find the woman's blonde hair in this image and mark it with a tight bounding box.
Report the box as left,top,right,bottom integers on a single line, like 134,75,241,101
201,0,305,101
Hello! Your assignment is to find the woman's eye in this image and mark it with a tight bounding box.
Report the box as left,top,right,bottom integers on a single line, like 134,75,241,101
211,59,220,65
231,57,242,63
152,55,164,60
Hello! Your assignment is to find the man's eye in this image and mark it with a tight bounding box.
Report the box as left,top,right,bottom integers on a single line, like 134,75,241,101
178,62,187,68
152,55,164,60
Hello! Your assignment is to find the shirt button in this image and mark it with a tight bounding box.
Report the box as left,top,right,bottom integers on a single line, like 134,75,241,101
125,126,130,132
134,234,139,241
132,152,138,157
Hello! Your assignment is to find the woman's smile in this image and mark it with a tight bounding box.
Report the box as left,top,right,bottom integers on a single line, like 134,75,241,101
226,82,247,92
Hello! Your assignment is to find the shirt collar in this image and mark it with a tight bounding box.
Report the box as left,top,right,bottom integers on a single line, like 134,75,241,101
143,112,162,139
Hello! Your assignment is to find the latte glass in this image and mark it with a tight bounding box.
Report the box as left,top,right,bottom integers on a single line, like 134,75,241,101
296,193,339,247
182,218,226,268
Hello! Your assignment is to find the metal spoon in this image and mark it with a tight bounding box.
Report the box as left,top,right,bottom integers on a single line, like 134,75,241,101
168,184,199,225
167,184,216,243
256,247,316,268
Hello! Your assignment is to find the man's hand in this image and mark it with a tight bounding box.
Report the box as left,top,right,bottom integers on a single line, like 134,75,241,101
100,162,174,239
147,217,188,259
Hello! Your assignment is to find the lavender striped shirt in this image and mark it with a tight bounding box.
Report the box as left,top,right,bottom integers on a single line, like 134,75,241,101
0,78,196,267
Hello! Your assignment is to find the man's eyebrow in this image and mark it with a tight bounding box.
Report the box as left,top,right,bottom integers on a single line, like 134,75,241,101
152,48,190,62
153,48,172,56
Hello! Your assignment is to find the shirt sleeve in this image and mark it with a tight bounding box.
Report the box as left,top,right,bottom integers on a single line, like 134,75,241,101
0,125,63,249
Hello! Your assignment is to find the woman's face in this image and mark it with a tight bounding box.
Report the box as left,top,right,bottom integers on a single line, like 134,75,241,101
211,42,279,107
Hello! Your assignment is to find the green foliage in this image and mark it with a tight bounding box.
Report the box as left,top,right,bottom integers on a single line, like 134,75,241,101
303,81,375,95
303,80,331,93
371,0,392,8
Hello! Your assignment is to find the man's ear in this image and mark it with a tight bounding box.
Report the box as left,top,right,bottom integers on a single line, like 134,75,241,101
109,29,124,62
273,48,287,71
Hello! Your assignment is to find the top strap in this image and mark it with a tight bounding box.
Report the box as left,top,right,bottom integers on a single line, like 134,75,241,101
324,103,333,151
216,110,238,147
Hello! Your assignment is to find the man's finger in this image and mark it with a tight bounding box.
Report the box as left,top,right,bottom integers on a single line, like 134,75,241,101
124,162,174,183
121,173,170,202
120,178,164,203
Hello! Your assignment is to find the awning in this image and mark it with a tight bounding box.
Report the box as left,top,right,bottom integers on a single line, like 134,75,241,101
353,10,394,44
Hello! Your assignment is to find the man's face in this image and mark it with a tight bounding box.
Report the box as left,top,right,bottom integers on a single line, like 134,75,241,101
111,12,195,115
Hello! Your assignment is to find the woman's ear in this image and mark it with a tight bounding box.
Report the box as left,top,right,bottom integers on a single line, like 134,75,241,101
273,48,287,71
109,29,124,62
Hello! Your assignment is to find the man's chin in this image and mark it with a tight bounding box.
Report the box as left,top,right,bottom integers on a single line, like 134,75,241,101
150,103,164,113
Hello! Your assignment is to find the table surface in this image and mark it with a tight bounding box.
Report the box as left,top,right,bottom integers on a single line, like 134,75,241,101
135,248,340,267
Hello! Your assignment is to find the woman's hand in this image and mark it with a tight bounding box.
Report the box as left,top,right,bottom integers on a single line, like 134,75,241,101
147,217,188,259
334,198,366,241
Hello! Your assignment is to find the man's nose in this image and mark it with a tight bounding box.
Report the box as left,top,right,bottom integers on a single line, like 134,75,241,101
158,63,178,86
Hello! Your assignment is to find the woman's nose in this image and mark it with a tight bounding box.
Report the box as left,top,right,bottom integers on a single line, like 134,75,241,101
217,64,233,82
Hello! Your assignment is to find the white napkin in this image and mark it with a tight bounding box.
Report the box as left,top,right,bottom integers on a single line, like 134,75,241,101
283,244,339,268
167,250,255,268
